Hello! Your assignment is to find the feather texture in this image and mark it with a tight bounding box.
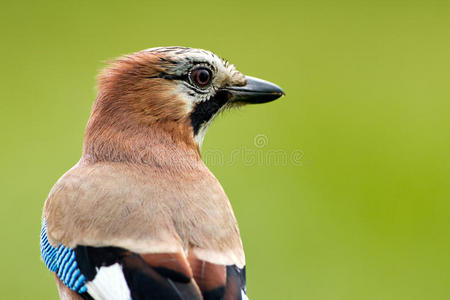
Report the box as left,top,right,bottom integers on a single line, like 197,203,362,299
40,220,87,294
85,264,130,300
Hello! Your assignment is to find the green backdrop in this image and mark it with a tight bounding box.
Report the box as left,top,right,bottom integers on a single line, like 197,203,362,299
1,0,449,299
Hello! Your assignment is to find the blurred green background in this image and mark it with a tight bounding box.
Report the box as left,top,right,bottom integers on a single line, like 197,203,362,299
1,0,449,299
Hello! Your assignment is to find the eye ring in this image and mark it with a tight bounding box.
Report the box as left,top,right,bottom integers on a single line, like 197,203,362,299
189,67,213,88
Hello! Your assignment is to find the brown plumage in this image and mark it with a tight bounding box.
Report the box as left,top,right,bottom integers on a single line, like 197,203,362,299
41,47,284,300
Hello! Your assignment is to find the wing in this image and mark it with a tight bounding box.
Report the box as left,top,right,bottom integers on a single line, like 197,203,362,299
41,220,248,300
188,256,248,300
41,220,201,299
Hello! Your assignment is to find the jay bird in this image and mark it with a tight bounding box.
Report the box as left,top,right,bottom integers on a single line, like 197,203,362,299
40,47,284,300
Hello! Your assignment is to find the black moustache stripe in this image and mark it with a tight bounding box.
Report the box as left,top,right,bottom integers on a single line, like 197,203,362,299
190,91,230,135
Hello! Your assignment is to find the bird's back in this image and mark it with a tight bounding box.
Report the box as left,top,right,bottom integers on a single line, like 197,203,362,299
42,159,246,300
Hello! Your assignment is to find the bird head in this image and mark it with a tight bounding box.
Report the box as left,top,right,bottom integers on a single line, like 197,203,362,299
84,47,284,163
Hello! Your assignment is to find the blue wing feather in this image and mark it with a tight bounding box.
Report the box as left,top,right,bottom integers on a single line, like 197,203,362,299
40,219,87,293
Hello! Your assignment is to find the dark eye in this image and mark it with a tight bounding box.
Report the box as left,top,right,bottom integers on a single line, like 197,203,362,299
190,67,212,87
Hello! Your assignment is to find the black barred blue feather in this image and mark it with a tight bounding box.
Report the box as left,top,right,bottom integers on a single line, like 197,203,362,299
40,220,87,294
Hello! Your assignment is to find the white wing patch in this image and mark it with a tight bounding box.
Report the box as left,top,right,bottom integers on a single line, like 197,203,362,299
86,263,131,300
242,289,249,300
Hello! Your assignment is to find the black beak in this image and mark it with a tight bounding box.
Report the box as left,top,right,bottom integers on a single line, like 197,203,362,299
221,76,285,104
